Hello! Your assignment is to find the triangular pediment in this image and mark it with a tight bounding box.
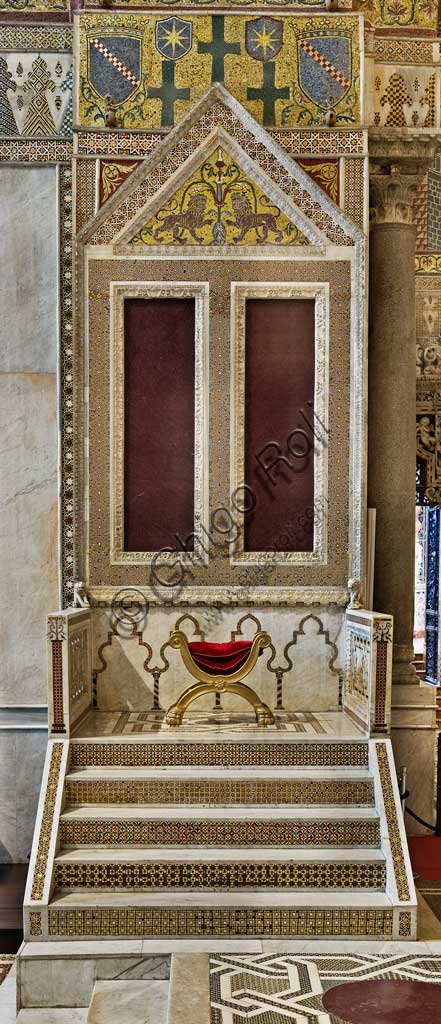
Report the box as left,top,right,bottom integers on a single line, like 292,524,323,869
80,85,362,249
118,136,312,250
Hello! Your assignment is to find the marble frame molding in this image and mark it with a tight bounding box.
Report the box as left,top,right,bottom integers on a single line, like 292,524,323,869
109,279,209,567
230,279,329,567
74,87,367,607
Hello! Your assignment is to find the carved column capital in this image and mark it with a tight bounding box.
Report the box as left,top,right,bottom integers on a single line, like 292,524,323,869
369,170,421,227
368,130,438,228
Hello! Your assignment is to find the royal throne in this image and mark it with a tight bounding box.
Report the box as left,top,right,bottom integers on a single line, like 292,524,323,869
165,628,274,726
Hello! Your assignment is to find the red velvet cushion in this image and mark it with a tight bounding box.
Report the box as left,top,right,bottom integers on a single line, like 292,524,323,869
188,640,259,675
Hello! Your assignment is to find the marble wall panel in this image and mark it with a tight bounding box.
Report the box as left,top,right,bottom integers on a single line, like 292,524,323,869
0,373,58,705
91,604,344,714
0,728,47,863
0,167,57,373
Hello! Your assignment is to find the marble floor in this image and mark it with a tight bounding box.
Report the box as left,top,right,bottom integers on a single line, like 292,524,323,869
73,709,366,739
208,951,441,1023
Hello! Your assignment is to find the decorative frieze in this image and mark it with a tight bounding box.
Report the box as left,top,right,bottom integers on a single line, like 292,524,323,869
47,906,394,938
375,742,411,902
30,743,63,901
70,739,369,767
54,860,387,890
65,776,375,807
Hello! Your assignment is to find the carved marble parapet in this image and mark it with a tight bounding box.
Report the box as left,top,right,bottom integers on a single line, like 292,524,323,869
47,607,93,737
344,609,393,734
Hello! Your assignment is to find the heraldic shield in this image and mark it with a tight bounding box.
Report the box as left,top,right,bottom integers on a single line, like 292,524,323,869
298,35,351,109
88,35,141,105
246,18,284,62
155,17,193,62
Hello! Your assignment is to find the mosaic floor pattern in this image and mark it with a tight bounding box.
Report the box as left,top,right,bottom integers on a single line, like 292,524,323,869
74,710,361,738
209,953,441,1023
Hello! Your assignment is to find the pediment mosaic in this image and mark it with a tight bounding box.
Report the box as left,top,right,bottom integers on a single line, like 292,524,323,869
81,86,360,248
128,146,308,248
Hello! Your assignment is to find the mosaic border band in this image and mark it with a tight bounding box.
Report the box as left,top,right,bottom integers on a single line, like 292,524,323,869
48,906,393,938
65,777,375,806
31,743,63,901
54,860,386,889
0,24,72,49
70,741,369,767
375,742,410,901
75,129,366,158
0,138,72,163
59,817,381,847
59,164,76,604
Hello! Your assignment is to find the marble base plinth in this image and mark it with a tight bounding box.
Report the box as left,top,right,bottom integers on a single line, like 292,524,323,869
16,942,170,1012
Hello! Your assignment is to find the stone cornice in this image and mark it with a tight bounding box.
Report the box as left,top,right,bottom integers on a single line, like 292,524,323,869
368,129,439,174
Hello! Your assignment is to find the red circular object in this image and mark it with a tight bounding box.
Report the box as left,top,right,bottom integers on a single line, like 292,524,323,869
322,979,441,1024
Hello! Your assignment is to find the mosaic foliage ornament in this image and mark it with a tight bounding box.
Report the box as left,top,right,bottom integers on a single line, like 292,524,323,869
77,13,361,130
355,0,437,32
0,0,68,11
99,158,140,204
130,147,308,247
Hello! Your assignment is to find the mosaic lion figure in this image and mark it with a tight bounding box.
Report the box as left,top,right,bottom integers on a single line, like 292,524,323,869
154,195,214,243
228,193,284,243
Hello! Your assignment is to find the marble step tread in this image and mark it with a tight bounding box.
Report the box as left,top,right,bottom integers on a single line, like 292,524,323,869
55,845,386,863
58,808,381,848
60,805,380,820
70,734,369,748
47,889,396,938
50,888,394,908
65,769,375,808
66,766,373,780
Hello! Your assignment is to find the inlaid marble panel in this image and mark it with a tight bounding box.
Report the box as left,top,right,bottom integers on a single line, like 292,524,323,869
0,167,57,373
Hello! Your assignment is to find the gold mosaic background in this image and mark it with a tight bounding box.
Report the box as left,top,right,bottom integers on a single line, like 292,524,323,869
77,12,361,129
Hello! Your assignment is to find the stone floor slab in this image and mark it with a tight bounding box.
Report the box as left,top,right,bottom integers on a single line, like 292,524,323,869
86,980,169,1024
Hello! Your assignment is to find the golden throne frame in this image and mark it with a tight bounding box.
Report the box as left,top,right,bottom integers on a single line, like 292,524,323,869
165,629,275,727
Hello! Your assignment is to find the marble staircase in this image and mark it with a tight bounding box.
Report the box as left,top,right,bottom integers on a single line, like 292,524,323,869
23,731,417,944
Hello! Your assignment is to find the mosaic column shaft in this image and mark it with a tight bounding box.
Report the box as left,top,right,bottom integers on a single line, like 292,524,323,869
368,172,419,685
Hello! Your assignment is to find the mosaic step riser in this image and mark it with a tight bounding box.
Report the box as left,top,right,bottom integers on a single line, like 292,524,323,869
59,818,381,847
45,907,396,940
53,862,387,890
69,741,370,768
64,779,375,806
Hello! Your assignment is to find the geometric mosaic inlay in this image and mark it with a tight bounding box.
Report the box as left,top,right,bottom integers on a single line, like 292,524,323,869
54,860,386,889
209,954,441,1023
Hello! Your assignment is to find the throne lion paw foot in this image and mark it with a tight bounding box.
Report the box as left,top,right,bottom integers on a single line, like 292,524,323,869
255,705,275,727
